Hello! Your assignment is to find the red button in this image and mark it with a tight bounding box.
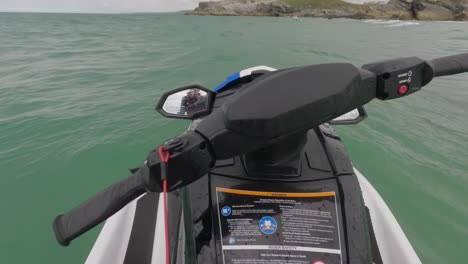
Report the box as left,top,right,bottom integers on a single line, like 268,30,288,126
398,84,409,95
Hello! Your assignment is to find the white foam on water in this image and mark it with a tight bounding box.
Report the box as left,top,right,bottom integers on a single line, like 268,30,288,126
385,21,420,27
363,19,420,27
438,20,468,24
363,19,401,24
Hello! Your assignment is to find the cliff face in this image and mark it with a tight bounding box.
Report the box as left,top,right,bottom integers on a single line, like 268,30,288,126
193,0,296,16
189,0,468,21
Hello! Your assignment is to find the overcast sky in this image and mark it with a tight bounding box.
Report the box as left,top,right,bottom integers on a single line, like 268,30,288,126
0,0,388,13
0,0,203,13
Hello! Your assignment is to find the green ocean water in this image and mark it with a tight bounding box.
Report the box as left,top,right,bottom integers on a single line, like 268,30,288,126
0,12,467,263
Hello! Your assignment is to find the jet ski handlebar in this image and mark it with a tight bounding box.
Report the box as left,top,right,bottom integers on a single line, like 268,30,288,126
53,131,213,246
53,172,146,246
429,53,468,77
52,53,468,246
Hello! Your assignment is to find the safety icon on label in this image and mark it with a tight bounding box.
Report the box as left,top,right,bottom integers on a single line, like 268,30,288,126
258,216,277,234
228,236,236,245
221,206,231,216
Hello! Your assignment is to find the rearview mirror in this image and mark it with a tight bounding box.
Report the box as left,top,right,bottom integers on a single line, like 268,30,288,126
328,106,367,125
156,85,214,119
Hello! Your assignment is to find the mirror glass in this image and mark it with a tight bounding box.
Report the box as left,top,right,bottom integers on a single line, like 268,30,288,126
162,88,209,117
331,109,360,122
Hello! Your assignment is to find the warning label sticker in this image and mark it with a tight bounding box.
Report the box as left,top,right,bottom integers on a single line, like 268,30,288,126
216,188,342,264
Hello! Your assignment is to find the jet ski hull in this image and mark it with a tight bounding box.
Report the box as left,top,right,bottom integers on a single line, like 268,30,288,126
86,127,421,264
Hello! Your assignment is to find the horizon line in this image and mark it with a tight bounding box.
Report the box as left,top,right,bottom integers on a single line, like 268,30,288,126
0,10,189,15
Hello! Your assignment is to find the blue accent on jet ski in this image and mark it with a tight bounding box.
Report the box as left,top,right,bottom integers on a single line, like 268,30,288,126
214,72,241,93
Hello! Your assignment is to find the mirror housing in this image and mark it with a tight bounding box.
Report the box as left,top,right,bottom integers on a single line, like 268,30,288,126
328,106,367,125
156,84,214,120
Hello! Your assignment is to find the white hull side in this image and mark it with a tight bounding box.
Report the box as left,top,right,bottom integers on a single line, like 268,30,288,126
355,169,421,264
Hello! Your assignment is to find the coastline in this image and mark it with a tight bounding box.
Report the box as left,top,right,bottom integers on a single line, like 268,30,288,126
187,0,468,21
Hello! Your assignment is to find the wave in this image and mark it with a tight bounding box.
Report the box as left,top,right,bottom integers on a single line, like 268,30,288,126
363,19,420,27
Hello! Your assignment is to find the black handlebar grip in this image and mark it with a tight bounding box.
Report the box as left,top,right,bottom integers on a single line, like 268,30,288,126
429,53,468,77
53,171,146,246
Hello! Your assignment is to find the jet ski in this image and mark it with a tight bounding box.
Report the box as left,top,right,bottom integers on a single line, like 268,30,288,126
52,53,468,264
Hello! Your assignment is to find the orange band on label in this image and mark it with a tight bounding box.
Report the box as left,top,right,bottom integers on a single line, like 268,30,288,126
216,187,335,198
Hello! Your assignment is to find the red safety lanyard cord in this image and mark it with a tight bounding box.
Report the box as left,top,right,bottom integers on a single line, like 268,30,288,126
158,146,170,264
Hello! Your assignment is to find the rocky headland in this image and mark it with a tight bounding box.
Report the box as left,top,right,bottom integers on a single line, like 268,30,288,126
188,0,468,21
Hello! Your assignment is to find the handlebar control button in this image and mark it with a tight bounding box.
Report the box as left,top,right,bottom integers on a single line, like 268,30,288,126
398,84,409,95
